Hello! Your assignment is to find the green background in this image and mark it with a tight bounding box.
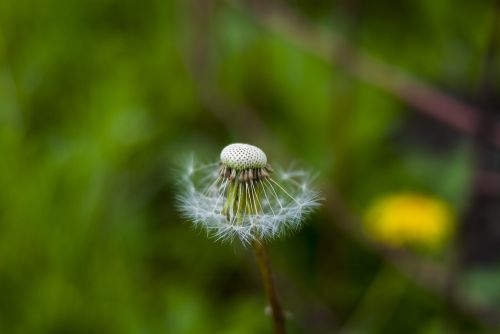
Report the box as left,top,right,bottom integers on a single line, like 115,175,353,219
1,0,499,333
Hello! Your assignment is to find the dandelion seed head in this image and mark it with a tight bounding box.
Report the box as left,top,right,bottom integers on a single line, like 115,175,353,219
177,143,321,244
220,143,267,170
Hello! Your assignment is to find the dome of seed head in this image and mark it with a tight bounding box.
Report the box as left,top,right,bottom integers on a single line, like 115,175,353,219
220,143,267,170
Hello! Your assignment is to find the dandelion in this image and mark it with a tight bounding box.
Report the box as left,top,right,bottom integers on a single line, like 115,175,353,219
177,143,321,334
177,143,321,244
364,193,454,250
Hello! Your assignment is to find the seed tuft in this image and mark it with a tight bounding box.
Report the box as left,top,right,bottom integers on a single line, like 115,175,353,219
177,144,321,243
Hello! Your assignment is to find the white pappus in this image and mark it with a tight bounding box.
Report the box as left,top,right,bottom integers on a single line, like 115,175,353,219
176,143,322,244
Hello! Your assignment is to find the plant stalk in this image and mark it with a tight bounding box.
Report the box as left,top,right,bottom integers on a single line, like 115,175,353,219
252,240,286,334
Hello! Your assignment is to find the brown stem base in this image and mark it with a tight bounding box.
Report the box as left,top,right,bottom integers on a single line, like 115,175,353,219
252,240,286,334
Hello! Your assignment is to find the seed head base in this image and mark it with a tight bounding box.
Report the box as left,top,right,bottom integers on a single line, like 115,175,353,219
218,163,274,183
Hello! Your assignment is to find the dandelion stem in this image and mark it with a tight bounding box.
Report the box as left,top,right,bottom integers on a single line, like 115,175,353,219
252,240,286,334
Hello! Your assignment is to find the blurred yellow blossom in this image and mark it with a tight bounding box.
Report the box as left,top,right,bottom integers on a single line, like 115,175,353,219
364,193,454,249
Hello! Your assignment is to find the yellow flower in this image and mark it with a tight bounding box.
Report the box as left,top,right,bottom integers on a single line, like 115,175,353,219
364,193,454,249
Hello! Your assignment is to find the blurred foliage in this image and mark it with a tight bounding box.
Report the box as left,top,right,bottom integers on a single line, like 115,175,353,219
0,0,499,333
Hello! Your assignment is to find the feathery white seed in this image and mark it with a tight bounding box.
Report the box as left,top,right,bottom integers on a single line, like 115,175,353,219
220,143,267,170
177,146,321,244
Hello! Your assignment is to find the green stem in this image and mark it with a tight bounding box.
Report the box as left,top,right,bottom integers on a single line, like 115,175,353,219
252,240,286,334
